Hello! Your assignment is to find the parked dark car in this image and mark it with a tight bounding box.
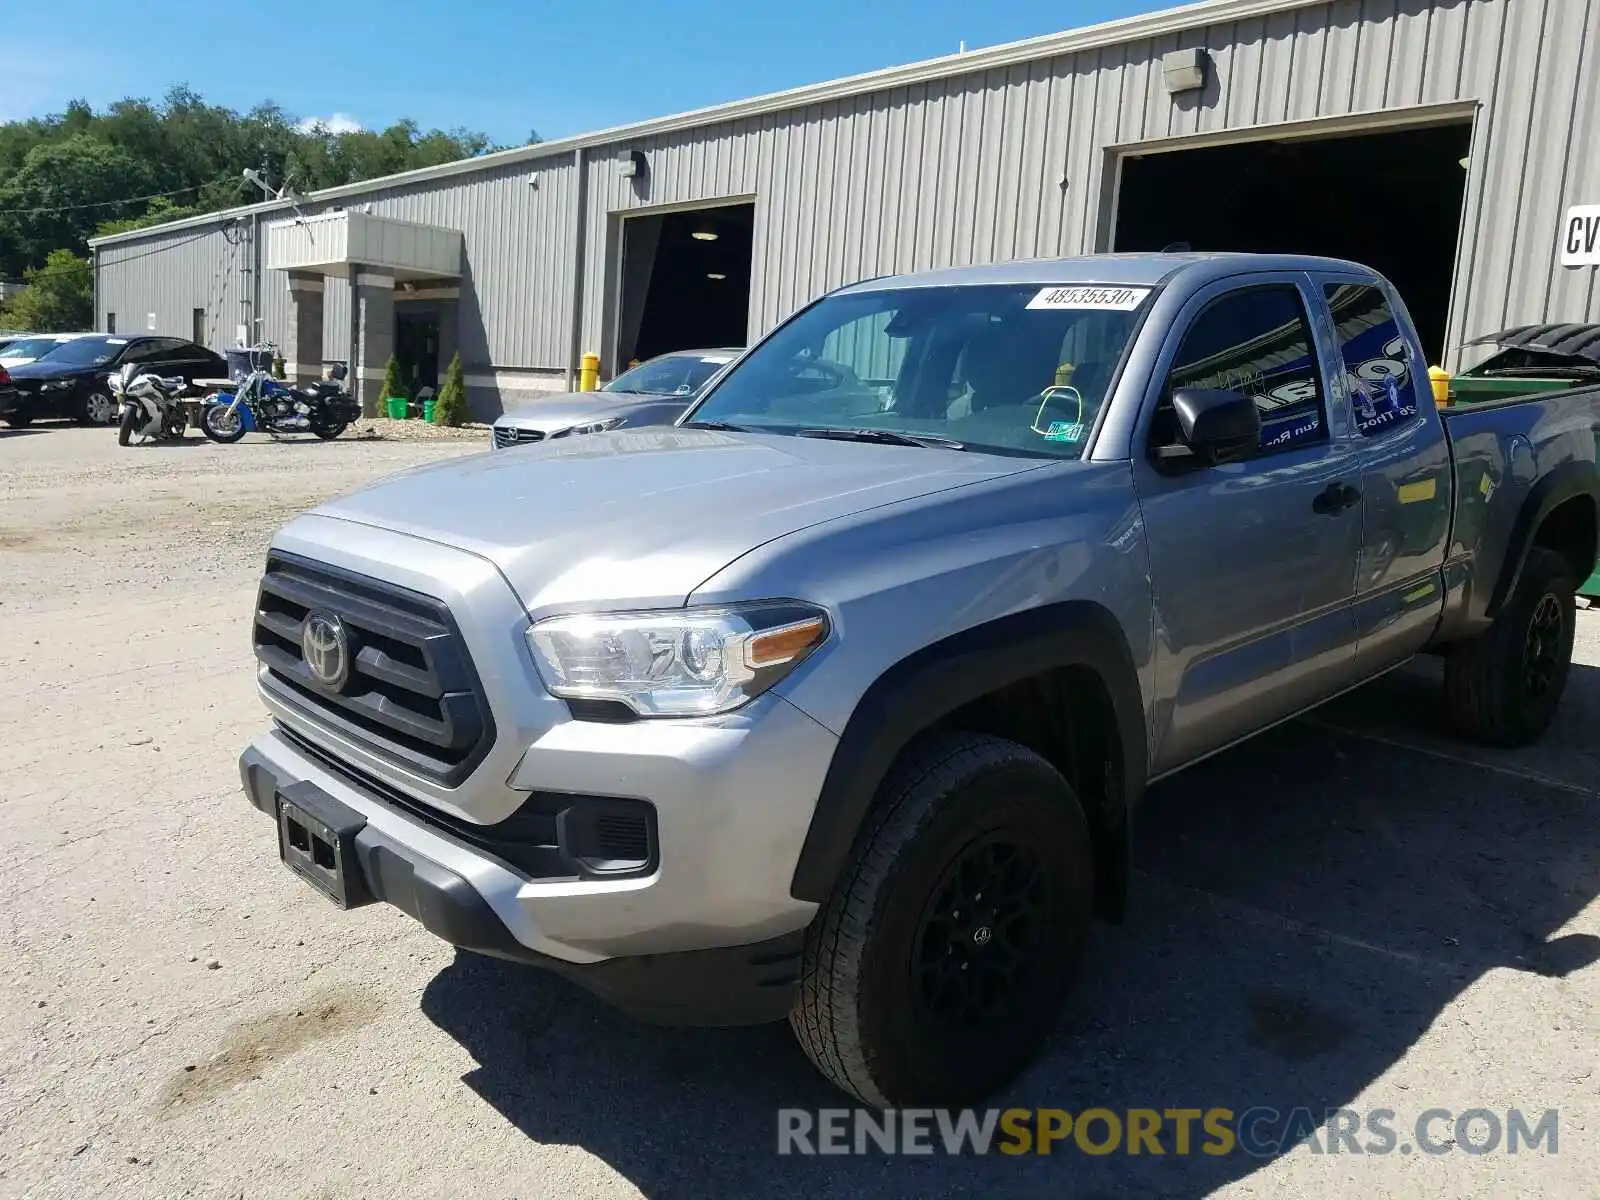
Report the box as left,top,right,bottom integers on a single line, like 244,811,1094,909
1,335,229,427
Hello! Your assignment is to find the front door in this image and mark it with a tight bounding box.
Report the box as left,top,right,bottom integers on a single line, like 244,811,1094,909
394,308,441,396
1133,276,1366,774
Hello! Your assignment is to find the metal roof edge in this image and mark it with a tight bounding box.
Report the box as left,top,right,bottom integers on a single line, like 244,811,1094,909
91,0,1321,250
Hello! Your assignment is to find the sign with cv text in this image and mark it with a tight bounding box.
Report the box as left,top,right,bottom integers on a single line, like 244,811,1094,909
1561,204,1600,267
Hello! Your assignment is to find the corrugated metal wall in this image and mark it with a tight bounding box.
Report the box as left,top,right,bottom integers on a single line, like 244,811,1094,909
96,219,252,346
97,0,1599,377
576,0,1600,367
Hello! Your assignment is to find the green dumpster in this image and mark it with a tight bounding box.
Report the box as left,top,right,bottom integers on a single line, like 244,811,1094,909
1445,323,1600,597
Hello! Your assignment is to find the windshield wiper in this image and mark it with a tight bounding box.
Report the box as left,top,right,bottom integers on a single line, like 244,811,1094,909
794,427,968,450
681,419,753,432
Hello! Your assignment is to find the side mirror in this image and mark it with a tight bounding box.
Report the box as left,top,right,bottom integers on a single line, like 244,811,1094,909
1172,387,1260,466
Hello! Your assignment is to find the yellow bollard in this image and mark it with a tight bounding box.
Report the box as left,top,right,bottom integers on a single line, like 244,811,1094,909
579,352,600,392
1428,365,1452,408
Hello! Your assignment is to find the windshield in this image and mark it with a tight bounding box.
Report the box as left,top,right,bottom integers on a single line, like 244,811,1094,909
687,284,1148,457
2,337,77,363
36,336,126,367
604,353,735,395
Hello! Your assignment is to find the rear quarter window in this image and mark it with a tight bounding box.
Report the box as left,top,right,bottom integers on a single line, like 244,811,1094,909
1323,284,1420,436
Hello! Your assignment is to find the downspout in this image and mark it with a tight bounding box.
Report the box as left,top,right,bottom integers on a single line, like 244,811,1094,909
566,145,588,389
251,210,262,345
90,247,99,329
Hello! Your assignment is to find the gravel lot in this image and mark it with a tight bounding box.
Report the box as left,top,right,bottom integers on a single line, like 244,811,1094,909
1,424,1595,1199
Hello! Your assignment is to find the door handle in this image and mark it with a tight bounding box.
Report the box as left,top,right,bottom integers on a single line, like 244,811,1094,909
1313,482,1362,515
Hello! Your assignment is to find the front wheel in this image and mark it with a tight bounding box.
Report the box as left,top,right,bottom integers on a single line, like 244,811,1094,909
117,404,138,446
789,732,1093,1107
80,390,117,426
3,413,32,429
200,404,247,444
1445,547,1577,747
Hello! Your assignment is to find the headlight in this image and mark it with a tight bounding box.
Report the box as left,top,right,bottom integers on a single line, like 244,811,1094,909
567,415,626,436
527,602,829,716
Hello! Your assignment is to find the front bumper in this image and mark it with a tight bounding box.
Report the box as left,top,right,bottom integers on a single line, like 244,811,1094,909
241,731,815,1025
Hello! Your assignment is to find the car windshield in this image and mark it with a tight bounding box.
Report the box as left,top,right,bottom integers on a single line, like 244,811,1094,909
687,284,1149,458
604,353,734,395
2,337,76,363
37,336,125,367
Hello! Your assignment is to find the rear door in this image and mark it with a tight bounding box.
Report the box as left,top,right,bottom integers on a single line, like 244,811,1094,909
1133,273,1367,774
1313,274,1452,672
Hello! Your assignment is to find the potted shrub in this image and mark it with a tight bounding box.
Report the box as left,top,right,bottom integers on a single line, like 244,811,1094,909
381,356,408,419
432,352,470,426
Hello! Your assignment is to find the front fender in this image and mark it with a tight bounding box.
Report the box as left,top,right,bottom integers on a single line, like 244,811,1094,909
788,602,1148,905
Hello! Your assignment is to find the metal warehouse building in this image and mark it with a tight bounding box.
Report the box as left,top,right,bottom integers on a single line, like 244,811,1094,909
90,0,1600,417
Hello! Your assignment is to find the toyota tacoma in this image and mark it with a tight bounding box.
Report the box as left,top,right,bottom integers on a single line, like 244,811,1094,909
238,254,1600,1106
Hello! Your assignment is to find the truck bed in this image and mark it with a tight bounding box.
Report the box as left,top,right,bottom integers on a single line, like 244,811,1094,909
1436,383,1600,633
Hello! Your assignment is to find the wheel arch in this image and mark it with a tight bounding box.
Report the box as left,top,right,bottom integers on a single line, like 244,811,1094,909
1488,461,1600,618
789,600,1148,919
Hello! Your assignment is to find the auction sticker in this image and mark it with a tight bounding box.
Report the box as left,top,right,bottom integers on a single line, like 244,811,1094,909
1027,285,1151,311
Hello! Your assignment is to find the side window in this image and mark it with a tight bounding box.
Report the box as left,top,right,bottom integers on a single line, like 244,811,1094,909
1151,285,1328,459
121,340,161,364
1323,284,1420,437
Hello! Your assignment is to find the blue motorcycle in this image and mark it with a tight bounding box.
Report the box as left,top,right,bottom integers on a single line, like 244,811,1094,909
200,357,360,444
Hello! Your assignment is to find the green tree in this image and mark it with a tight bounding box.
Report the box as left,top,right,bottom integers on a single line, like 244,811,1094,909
0,249,93,331
0,92,498,280
432,352,470,426
0,134,153,270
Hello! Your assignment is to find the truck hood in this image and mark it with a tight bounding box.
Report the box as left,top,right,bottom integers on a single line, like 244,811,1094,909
308,426,1040,613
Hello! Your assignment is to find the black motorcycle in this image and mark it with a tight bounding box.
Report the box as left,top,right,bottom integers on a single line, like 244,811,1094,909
199,362,361,444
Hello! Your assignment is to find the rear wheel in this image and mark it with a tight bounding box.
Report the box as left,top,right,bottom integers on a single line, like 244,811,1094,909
80,390,117,426
789,732,1093,1107
310,420,347,441
1445,547,1577,747
3,413,32,429
117,404,137,446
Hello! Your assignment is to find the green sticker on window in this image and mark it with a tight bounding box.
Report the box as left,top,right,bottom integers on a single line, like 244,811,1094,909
1044,421,1085,442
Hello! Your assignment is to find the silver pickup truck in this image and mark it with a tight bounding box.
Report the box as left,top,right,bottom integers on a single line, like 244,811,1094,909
238,253,1600,1107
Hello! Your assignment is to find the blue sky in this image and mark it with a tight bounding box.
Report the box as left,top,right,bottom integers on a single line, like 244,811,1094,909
4,0,1169,143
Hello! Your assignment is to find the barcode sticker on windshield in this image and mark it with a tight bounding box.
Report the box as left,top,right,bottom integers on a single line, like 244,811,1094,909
1027,286,1151,311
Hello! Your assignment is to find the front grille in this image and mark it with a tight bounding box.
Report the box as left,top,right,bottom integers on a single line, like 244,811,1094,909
493,424,544,449
254,552,494,785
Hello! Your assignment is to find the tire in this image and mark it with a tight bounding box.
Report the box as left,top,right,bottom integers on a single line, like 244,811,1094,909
1445,547,1577,747
3,413,32,429
789,731,1093,1107
117,404,137,446
80,390,117,426
200,404,247,444
310,421,347,441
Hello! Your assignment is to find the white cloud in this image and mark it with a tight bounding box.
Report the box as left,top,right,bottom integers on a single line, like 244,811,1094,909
295,113,363,135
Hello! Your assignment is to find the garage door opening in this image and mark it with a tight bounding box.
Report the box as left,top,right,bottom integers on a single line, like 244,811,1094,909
615,203,754,368
1113,122,1472,360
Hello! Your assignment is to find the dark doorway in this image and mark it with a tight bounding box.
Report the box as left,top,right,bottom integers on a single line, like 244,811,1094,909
395,306,442,395
1114,122,1472,361
616,203,754,369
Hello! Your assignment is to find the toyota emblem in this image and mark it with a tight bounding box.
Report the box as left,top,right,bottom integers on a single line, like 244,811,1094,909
301,612,350,690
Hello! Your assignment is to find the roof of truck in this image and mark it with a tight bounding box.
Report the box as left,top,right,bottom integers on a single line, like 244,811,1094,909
838,252,1379,293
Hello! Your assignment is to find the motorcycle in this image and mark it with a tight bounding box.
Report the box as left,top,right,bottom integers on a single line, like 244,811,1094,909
199,351,360,444
110,362,191,446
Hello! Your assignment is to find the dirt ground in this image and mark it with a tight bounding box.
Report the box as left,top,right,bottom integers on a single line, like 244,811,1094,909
1,424,1595,1199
